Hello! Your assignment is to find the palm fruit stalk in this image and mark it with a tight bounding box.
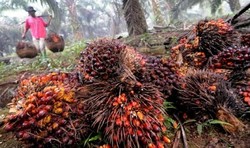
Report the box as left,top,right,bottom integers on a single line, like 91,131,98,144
174,70,246,134
2,72,90,147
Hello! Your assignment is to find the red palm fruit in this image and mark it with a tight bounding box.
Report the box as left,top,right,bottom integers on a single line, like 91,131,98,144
148,143,156,148
37,109,48,119
132,119,141,127
115,118,122,126
22,132,31,140
143,122,152,130
4,123,14,131
137,130,143,137
152,124,161,132
156,142,164,148
162,136,171,143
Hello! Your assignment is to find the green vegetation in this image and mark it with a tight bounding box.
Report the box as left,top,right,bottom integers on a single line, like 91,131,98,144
196,119,233,136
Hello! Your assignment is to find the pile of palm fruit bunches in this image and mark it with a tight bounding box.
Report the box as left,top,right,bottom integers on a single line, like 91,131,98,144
1,18,250,147
1,39,177,147
170,18,250,133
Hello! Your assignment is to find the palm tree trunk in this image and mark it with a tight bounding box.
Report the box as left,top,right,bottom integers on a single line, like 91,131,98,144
45,0,63,33
122,0,148,36
228,0,241,12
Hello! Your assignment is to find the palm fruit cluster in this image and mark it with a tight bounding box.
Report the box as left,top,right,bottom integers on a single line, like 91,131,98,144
239,84,250,106
228,69,250,108
134,55,178,98
184,52,207,67
241,33,250,47
194,19,238,56
76,39,173,147
170,19,238,69
209,46,250,70
2,72,89,147
81,81,170,147
173,70,246,133
206,45,250,108
76,39,127,82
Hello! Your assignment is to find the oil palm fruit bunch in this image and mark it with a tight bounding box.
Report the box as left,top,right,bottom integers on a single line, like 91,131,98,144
2,72,90,147
228,69,250,108
76,39,138,82
79,74,171,148
241,33,250,47
174,70,246,133
209,46,250,70
194,19,238,57
134,55,178,98
170,19,237,69
183,51,207,68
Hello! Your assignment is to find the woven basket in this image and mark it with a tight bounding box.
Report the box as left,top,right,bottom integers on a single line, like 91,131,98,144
45,33,65,53
16,41,38,58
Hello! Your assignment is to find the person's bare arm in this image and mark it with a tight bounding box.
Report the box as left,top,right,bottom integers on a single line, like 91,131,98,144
46,15,52,27
22,24,29,39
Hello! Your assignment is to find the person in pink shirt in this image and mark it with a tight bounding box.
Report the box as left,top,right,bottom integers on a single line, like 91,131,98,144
22,6,52,61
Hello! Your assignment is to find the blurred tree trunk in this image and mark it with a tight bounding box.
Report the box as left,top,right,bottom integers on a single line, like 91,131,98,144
151,0,165,26
122,0,148,36
45,0,63,33
64,0,84,40
228,0,241,12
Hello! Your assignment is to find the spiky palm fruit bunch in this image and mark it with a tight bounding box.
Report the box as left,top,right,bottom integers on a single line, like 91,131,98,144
170,19,238,69
183,51,207,68
134,55,179,98
241,33,250,47
227,69,250,108
194,19,238,56
76,39,140,82
79,79,171,148
174,70,246,133
209,46,250,70
208,46,250,108
2,72,89,147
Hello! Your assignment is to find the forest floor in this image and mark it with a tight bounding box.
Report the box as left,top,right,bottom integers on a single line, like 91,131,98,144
0,30,250,148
